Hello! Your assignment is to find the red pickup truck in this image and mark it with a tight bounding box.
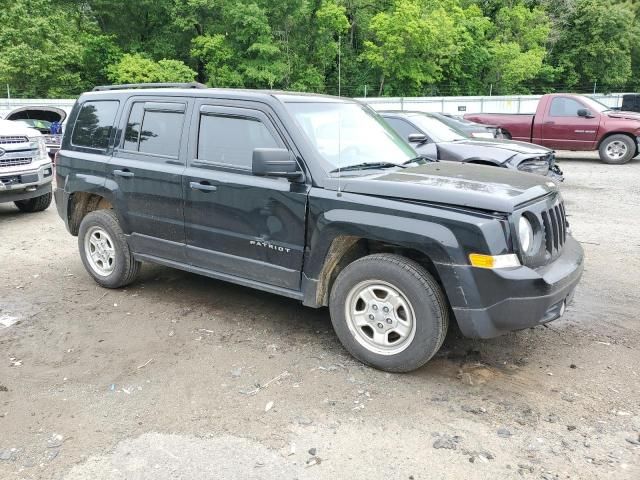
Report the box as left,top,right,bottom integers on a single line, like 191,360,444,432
465,94,640,164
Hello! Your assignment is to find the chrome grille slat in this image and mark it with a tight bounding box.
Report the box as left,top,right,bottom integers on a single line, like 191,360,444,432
541,211,553,253
554,205,564,246
540,199,567,257
559,203,567,244
0,157,33,167
0,136,29,144
549,207,559,250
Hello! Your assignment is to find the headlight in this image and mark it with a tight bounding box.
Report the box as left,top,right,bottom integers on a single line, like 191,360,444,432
518,158,550,175
470,132,494,139
28,136,48,161
518,216,534,254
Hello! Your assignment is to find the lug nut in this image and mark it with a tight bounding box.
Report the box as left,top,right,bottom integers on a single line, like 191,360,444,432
372,305,378,310
377,323,384,329
369,314,375,320
383,306,389,313
386,318,392,324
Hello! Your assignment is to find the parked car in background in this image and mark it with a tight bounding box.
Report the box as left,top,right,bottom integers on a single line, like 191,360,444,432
439,113,503,138
380,111,563,181
621,94,640,113
55,84,583,372
465,93,640,164
0,119,54,212
4,106,67,160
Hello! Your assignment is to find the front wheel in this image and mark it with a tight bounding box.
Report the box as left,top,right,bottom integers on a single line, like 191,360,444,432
329,254,449,372
599,135,636,164
14,191,52,212
78,210,141,288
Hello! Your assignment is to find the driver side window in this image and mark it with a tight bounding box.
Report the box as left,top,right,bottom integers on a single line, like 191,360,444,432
549,98,584,117
385,118,422,140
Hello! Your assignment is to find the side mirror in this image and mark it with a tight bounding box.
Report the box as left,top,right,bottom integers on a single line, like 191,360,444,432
252,148,302,180
407,133,428,144
577,108,592,118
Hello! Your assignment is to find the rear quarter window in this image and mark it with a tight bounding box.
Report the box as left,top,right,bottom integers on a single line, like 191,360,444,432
71,100,119,150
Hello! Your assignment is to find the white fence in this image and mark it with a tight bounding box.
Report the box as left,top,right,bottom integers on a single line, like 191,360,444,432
359,93,628,114
0,93,631,119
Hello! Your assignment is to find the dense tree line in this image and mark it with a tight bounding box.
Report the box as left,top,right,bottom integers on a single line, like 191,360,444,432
0,0,638,98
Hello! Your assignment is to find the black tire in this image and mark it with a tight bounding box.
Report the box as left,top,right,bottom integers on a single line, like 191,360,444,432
329,254,449,373
599,135,636,164
14,191,52,213
77,209,141,288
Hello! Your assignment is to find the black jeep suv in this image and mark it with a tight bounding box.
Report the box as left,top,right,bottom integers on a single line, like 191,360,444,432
55,84,584,372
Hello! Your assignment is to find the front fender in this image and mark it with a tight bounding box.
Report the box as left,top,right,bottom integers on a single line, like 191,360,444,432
306,209,461,278
302,189,512,308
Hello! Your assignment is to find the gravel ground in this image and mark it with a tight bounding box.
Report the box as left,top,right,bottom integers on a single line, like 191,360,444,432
1,155,639,479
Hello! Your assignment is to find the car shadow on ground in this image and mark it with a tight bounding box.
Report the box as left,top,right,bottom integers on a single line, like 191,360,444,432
131,262,537,378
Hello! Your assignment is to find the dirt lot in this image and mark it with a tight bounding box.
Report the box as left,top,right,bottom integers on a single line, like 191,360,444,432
1,155,639,479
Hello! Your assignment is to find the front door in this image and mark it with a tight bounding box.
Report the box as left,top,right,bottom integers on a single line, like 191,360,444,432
110,98,191,262
183,103,308,290
540,96,600,150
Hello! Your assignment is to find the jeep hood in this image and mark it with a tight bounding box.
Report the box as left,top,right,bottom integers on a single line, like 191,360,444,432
435,139,551,164
335,162,556,213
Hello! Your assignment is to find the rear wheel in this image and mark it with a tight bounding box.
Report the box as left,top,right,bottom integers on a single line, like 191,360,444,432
14,191,52,213
599,135,636,164
78,210,141,288
329,254,449,372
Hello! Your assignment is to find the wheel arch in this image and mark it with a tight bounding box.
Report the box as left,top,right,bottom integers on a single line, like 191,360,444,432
303,218,462,309
67,191,114,235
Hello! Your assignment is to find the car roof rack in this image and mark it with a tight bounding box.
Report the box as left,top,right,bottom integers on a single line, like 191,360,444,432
92,82,207,92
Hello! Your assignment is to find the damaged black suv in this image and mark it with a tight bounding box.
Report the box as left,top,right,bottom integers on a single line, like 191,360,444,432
55,84,584,372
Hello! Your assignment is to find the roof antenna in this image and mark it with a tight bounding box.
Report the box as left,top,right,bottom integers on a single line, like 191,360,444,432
337,108,342,197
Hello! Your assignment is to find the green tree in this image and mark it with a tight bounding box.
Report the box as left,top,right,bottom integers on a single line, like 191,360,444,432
106,54,196,83
485,3,553,94
551,0,635,91
0,0,101,97
361,0,462,96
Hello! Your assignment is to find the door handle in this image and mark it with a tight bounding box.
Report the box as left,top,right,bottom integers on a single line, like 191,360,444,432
543,121,555,125
190,181,218,192
113,169,134,178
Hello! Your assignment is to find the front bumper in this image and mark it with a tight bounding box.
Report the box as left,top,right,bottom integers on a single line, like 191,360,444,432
441,236,584,338
0,162,54,203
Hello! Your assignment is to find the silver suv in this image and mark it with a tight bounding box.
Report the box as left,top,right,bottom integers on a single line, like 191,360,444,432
0,119,53,212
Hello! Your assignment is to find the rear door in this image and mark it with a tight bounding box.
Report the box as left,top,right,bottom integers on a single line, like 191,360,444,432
540,96,600,150
109,97,191,262
183,102,308,290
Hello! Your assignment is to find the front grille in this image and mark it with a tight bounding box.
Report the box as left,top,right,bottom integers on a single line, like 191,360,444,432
540,201,567,256
0,136,29,144
0,157,33,168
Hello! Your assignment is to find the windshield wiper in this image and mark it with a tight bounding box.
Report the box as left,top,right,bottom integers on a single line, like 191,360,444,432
402,155,438,166
329,162,405,173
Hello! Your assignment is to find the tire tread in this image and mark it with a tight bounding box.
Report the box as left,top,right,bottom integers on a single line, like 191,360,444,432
14,192,52,213
78,209,140,288
330,253,449,372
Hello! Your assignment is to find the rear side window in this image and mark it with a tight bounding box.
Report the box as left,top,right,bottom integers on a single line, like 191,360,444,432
123,102,185,158
549,98,583,117
71,100,119,150
197,114,278,169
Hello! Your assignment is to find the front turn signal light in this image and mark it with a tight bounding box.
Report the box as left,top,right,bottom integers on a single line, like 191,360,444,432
469,253,520,269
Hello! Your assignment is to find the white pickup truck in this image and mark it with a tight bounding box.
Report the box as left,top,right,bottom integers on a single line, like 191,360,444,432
0,119,53,212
